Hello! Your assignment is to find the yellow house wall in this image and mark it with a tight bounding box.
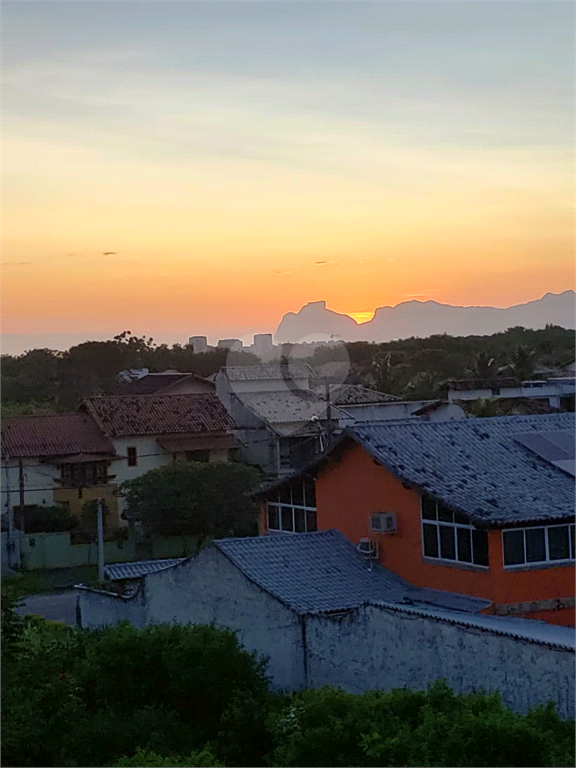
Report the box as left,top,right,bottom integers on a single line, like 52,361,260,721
54,484,119,527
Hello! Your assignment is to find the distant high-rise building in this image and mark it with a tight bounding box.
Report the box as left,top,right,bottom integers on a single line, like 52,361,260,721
253,333,274,357
217,338,243,352
188,336,208,354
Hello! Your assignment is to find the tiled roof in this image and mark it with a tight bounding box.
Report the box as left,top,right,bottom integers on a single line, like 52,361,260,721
223,364,315,381
1,413,115,459
83,393,237,438
214,529,490,614
367,601,576,650
346,414,575,525
104,558,186,580
108,373,212,396
328,385,399,405
238,390,348,434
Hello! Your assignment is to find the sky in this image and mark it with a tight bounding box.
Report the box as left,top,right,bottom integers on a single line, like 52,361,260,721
2,1,574,353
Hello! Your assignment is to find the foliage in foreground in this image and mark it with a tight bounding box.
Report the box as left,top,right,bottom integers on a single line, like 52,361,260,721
266,683,575,767
1,604,574,768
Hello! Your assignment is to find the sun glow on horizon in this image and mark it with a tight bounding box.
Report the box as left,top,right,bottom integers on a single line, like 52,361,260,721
347,311,375,324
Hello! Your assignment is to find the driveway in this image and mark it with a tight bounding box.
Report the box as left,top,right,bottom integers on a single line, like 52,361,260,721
15,590,77,626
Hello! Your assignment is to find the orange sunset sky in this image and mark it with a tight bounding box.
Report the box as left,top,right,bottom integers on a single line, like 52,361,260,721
2,2,574,353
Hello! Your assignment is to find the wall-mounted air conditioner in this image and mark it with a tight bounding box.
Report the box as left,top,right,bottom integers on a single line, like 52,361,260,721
357,537,379,559
370,512,398,533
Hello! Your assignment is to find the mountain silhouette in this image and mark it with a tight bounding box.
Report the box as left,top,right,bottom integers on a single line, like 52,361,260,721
275,291,575,343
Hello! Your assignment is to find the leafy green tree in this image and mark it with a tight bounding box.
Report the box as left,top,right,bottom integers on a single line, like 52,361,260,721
121,461,260,542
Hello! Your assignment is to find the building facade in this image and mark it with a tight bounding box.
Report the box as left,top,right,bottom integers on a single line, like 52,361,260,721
261,414,575,625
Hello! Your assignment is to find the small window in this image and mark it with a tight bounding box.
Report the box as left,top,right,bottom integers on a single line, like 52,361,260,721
127,447,138,467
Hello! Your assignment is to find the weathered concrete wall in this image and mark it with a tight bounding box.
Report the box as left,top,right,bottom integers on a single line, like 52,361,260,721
76,585,147,629
304,603,575,720
144,548,305,690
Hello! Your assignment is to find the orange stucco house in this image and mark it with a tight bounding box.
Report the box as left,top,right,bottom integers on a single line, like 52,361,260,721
261,413,575,626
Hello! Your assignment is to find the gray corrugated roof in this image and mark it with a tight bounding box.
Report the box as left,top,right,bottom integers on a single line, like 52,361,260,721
347,414,575,525
214,529,490,614
239,390,348,434
367,601,575,651
104,558,186,580
224,364,314,381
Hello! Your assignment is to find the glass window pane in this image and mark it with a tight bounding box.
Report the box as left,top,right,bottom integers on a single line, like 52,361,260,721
503,530,525,566
280,507,294,532
570,525,575,560
456,527,472,563
437,503,454,523
267,504,279,531
439,525,456,560
548,526,570,561
279,484,292,505
525,528,546,563
306,510,317,532
291,481,304,507
422,523,439,558
421,496,437,520
294,508,306,533
454,510,469,525
472,529,489,567
304,477,316,508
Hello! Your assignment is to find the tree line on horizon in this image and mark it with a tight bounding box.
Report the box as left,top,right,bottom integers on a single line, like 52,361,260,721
1,325,574,416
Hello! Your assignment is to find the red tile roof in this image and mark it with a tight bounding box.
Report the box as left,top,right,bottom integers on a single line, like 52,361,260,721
1,414,116,459
83,393,237,438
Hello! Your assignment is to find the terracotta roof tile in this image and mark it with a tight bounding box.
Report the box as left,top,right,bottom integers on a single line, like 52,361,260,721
1,413,115,458
83,392,237,438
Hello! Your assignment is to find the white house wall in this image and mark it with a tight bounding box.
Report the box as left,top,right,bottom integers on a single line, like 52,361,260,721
1,458,59,509
304,603,575,720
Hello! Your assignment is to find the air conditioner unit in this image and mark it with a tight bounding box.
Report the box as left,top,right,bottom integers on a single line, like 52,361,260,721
357,537,379,559
370,512,398,533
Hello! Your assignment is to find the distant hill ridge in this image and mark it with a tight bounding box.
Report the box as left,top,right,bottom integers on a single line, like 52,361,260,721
275,290,575,343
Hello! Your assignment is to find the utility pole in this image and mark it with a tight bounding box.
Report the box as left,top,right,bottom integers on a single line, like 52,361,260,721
97,498,105,582
18,457,25,533
5,457,14,568
324,378,333,444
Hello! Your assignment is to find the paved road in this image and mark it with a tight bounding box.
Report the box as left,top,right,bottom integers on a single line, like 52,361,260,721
15,590,77,626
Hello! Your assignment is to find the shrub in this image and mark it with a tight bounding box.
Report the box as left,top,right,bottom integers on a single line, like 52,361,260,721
267,682,576,767
23,504,78,533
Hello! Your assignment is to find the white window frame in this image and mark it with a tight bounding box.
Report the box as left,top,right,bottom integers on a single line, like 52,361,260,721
420,497,489,568
266,478,317,534
502,523,575,568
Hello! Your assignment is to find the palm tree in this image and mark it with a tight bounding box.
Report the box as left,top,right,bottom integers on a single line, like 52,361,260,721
504,345,537,384
401,371,440,400
466,351,498,382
